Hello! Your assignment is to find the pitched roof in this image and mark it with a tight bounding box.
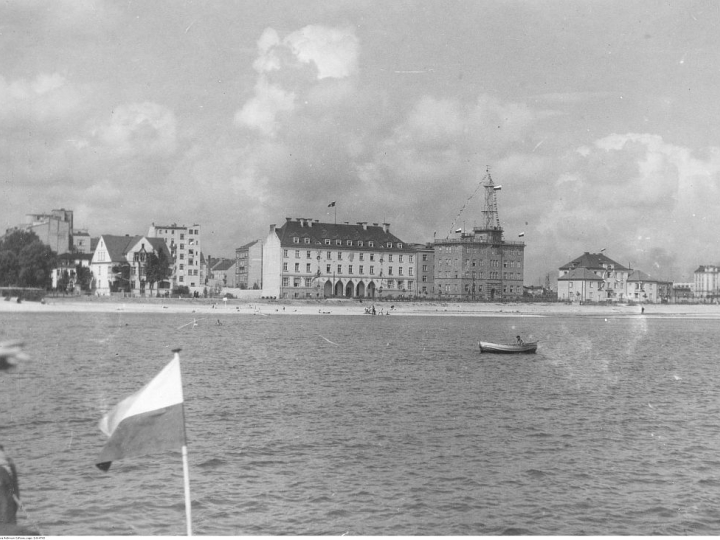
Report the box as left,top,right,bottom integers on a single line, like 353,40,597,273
559,252,628,271
558,267,604,281
237,239,261,250
211,259,235,271
275,218,410,250
99,235,170,262
627,270,660,282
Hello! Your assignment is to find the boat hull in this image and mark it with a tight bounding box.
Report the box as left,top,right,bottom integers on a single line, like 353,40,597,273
479,341,537,354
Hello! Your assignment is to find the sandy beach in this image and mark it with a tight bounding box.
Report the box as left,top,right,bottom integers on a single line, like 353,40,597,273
2,295,720,318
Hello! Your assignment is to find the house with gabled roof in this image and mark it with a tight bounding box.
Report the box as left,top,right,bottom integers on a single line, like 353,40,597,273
91,234,171,295
626,269,670,303
558,252,630,302
262,217,416,299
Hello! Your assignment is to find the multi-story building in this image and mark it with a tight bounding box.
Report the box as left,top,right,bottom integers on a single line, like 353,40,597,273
5,208,74,254
262,217,416,299
236,240,263,290
557,252,630,302
626,270,671,303
206,257,237,291
411,243,435,297
693,265,720,300
72,229,94,254
147,223,203,293
433,174,525,300
91,234,171,295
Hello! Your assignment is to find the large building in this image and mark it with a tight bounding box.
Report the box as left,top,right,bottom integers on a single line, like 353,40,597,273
693,265,720,300
262,217,416,299
411,243,435,297
433,173,525,300
557,252,630,302
235,239,263,290
91,234,171,295
147,223,203,292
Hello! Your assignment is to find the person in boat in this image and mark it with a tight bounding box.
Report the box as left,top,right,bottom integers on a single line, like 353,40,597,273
516,335,524,345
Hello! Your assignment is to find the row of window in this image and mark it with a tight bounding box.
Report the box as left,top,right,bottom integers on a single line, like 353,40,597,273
281,277,415,290
437,284,522,294
283,249,414,263
282,262,414,276
292,237,403,249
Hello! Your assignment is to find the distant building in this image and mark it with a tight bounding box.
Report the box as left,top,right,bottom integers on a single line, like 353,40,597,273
558,252,630,302
72,230,93,254
433,173,525,300
235,240,263,290
262,217,416,299
147,223,203,293
91,234,171,295
672,282,694,303
5,208,73,254
411,243,435,297
626,270,670,304
52,252,94,292
693,265,720,300
206,257,237,291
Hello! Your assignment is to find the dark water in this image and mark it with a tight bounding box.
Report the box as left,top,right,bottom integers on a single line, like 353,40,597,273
2,311,720,535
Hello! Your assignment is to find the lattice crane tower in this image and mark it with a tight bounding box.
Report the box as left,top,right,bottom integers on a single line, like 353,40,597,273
480,168,503,242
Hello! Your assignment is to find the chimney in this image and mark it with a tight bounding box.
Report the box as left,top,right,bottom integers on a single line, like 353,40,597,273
269,224,276,234
307,219,312,227
383,223,390,233
286,217,292,222
357,222,368,230
299,219,304,227
373,223,379,227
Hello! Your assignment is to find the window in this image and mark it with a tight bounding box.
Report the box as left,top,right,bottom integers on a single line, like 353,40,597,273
388,267,393,275
370,253,375,261
370,266,375,275
409,267,413,276
337,265,342,274
326,251,331,259
349,265,353,274
306,263,311,273
359,265,364,274
305,277,313,286
282,277,289,287
422,254,428,261
399,267,404,276
283,263,288,271
336,240,341,246
326,264,331,273
295,250,300,258
180,234,185,240
347,240,352,246
359,253,364,261
398,280,404,290
398,243,403,249
387,242,392,248
388,254,393,262
179,264,184,270
180,244,184,250
304,238,310,244
338,252,343,260
307,251,311,258
293,237,299,243
283,249,288,258
422,265,428,272
325,239,331,245
295,263,300,272
358,241,364,247
409,255,414,263
293,277,300,287
422,275,427,282
369,241,374,247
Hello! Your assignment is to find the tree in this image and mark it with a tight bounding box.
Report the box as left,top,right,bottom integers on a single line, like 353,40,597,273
75,265,93,291
0,230,41,255
0,251,19,287
57,269,71,293
17,241,56,288
145,249,172,292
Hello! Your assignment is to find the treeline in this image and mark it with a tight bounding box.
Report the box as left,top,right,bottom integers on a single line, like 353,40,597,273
0,230,57,289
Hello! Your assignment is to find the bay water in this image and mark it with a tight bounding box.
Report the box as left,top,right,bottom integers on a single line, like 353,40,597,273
2,311,720,535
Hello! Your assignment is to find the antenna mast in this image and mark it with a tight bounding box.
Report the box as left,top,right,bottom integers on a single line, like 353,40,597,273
481,166,502,234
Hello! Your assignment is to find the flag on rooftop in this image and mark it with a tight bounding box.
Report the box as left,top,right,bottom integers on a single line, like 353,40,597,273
518,232,525,237
328,201,336,207
96,353,186,472
493,185,502,190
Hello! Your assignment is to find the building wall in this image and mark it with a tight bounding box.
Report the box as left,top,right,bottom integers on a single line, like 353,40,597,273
694,266,720,298
261,229,282,297
433,237,525,299
148,223,203,292
236,240,264,289
417,246,435,297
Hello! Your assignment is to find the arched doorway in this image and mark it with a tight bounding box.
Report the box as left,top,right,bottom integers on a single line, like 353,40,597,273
334,280,343,297
356,281,366,297
323,281,333,297
367,282,376,298
345,280,354,298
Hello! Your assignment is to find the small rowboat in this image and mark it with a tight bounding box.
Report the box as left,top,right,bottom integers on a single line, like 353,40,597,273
479,340,537,354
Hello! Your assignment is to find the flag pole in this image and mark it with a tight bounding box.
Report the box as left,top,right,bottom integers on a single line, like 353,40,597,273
182,443,192,536
174,349,192,536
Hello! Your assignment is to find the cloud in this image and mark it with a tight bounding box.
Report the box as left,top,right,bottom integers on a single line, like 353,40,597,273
0,73,85,125
236,25,359,136
94,102,177,156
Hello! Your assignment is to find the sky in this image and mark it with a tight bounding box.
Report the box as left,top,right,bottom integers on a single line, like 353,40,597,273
2,0,720,284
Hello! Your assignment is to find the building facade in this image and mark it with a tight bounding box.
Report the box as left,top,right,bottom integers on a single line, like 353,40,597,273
693,265,720,300
235,240,263,290
147,223,203,292
557,252,630,302
91,235,171,295
412,243,435,297
262,217,416,299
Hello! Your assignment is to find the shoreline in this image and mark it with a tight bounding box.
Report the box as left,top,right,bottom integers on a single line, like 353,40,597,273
2,296,720,318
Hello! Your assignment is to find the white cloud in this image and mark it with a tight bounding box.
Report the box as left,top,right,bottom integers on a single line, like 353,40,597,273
284,25,359,80
95,102,177,156
0,73,84,123
234,76,295,136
